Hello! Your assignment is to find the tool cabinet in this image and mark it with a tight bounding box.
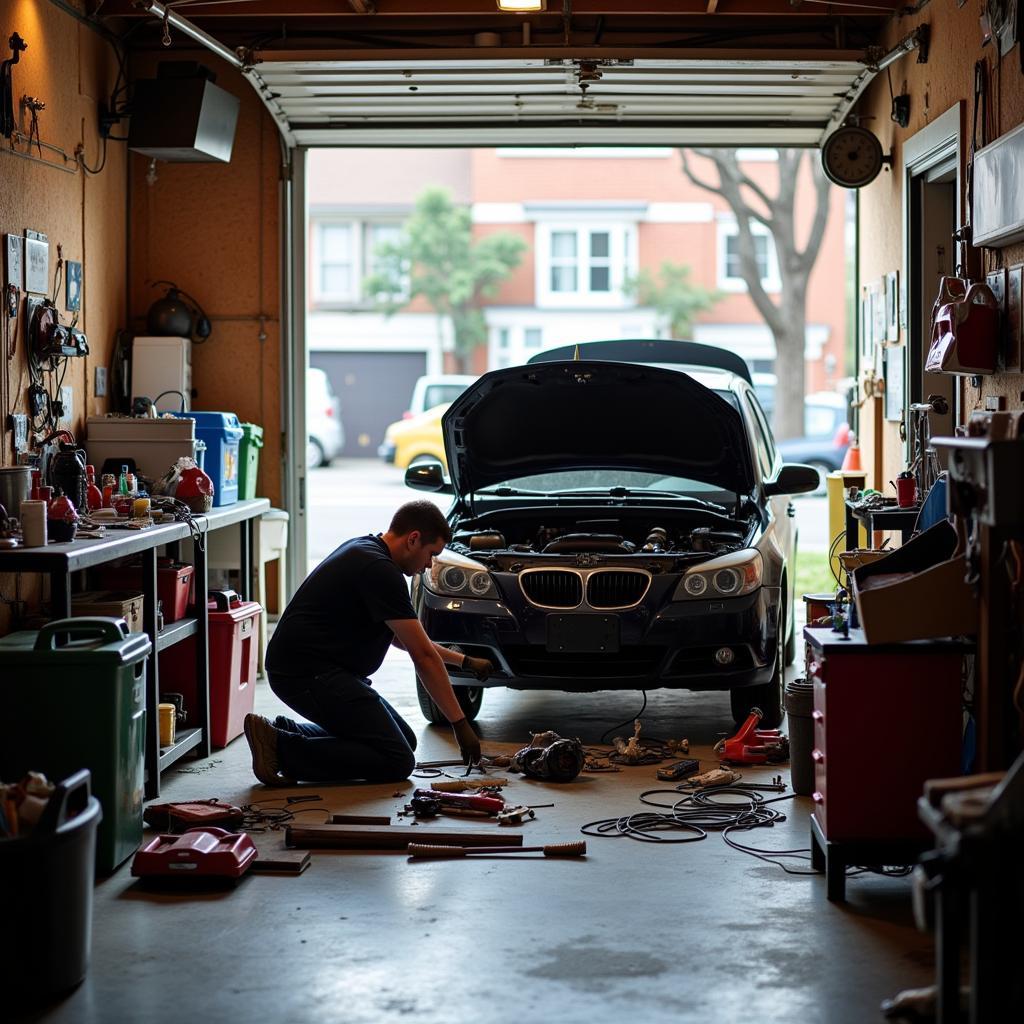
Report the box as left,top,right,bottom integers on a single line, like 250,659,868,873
804,626,969,901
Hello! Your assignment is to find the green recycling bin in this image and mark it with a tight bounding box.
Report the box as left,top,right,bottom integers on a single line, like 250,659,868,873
0,617,150,874
238,422,263,500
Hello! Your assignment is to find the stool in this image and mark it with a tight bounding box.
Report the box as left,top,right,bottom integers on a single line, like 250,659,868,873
205,507,289,677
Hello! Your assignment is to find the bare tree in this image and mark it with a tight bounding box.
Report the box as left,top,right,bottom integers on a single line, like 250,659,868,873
679,149,832,440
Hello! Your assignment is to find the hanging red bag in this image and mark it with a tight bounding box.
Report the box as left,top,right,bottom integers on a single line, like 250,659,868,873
925,280,999,376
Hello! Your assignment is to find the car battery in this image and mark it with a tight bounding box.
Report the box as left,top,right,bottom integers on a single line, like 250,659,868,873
160,590,261,748
99,558,194,624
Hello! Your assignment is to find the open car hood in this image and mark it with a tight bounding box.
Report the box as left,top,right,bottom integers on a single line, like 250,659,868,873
442,361,755,496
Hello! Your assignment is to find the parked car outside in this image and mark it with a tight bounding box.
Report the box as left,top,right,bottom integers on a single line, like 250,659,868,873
378,403,452,471
776,391,850,493
307,367,345,468
403,339,819,729
404,374,476,419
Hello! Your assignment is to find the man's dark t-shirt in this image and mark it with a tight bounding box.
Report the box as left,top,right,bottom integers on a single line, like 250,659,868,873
266,535,416,679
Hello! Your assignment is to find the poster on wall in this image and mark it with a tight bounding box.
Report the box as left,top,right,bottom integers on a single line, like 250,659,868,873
884,344,905,422
871,279,887,350
24,230,49,295
1007,265,1022,372
4,234,23,290
885,271,900,341
65,260,82,312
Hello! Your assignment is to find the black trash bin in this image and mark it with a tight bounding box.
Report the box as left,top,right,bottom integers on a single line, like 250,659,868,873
0,770,102,1006
784,678,815,796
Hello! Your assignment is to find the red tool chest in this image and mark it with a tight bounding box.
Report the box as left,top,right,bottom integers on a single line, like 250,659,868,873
160,590,261,748
806,627,966,842
99,558,194,623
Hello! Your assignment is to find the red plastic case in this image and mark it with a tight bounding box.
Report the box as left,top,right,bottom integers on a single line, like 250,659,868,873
131,827,257,879
99,558,194,623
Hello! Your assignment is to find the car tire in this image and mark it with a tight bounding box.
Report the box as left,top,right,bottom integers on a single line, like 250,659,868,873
730,604,785,729
415,678,484,724
306,437,325,469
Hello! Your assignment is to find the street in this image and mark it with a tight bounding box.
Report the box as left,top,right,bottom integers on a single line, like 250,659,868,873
308,457,830,567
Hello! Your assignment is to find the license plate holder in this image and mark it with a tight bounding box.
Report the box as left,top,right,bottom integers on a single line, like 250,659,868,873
546,614,620,654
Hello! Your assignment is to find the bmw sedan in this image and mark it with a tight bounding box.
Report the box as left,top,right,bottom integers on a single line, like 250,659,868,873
404,340,819,729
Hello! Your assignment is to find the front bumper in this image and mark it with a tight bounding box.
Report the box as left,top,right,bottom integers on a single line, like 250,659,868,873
417,583,781,694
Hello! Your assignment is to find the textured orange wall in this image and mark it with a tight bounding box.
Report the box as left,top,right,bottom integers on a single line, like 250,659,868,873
857,3,1024,487
127,47,282,506
0,0,127,634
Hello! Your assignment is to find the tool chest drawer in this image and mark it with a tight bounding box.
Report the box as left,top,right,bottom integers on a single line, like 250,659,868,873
804,627,966,842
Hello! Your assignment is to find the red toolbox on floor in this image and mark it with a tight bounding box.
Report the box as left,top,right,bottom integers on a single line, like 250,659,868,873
160,590,261,748
99,558,194,624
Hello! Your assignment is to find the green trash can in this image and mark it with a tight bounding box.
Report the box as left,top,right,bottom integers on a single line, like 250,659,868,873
0,617,150,874
238,422,263,500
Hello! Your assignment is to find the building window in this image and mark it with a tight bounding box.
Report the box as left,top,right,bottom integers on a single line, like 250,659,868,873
717,219,780,293
524,327,543,348
497,328,510,349
312,218,405,307
536,223,635,308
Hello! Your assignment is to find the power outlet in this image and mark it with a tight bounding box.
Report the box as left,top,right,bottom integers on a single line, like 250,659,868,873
6,413,28,453
94,365,107,397
60,385,74,425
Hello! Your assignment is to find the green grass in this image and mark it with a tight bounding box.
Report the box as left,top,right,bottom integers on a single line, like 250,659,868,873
794,550,837,601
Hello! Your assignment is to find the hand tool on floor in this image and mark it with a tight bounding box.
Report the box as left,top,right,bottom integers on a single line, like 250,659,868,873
430,778,510,792
683,768,741,788
408,788,505,818
714,709,790,765
496,805,535,825
286,824,524,850
407,840,586,859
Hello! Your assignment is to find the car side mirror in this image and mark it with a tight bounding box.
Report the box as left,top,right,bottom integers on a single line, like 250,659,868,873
404,459,451,493
764,463,821,497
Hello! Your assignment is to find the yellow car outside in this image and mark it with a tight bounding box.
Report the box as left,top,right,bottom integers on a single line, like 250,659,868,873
378,403,452,471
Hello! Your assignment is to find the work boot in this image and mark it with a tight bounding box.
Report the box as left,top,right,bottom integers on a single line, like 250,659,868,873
243,713,295,786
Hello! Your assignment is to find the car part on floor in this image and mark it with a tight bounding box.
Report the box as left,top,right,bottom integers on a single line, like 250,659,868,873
285,824,524,850
714,709,790,765
131,827,257,880
510,735,586,782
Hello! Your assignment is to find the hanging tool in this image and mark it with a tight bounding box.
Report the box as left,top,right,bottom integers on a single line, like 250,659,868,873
1,34,27,140
714,709,790,765
407,841,587,859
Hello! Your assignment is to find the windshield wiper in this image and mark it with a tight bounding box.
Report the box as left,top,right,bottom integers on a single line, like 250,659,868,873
546,487,727,512
477,486,551,496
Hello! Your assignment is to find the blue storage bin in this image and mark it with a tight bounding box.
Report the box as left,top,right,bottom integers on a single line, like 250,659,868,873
173,411,243,507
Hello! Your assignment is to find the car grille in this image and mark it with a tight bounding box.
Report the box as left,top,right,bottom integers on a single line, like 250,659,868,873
503,645,668,678
520,570,583,608
587,570,650,608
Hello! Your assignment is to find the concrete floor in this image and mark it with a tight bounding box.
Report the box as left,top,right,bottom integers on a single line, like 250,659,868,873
28,646,933,1024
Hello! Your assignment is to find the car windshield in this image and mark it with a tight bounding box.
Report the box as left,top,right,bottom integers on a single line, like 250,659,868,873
479,469,723,495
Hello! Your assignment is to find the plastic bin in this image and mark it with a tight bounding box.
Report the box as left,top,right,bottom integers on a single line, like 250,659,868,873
173,411,243,507
0,619,150,873
160,590,261,748
784,677,815,796
0,770,102,1006
86,414,202,482
99,558,194,624
239,422,263,501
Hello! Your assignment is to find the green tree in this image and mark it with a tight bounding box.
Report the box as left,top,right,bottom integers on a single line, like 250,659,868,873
365,188,527,370
623,261,721,339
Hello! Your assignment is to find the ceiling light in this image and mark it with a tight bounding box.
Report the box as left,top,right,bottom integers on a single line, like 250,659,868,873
497,0,547,11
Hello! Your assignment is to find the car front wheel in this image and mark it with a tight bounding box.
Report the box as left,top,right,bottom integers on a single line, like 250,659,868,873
306,437,325,469
415,677,483,724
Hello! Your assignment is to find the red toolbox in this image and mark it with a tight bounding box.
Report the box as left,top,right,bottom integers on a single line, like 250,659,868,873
160,590,261,748
99,558,194,624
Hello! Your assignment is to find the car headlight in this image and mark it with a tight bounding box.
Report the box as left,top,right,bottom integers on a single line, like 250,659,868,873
675,549,763,601
425,549,498,600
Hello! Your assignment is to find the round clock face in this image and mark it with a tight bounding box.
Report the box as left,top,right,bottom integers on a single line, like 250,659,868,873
821,126,884,188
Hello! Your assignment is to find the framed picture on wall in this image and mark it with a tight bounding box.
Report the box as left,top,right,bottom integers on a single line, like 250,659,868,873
1007,264,1022,372
885,270,900,341
860,288,873,359
871,279,887,349
884,344,905,422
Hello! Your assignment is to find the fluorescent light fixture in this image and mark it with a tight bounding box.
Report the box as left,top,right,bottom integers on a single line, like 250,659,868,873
497,0,547,11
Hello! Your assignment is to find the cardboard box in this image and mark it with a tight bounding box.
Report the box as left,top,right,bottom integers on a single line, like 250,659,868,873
71,590,145,634
852,521,978,643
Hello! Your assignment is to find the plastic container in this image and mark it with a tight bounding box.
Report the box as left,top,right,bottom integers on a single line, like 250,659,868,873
173,411,243,507
86,414,202,482
159,590,261,748
72,590,145,634
784,677,815,796
99,558,194,624
238,422,263,501
0,619,150,873
158,702,177,746
0,770,102,1006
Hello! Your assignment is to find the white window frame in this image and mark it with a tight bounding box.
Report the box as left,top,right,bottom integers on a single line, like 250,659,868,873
311,217,406,308
716,217,781,293
535,221,636,308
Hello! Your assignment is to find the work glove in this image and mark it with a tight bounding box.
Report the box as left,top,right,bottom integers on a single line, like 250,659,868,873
451,716,481,767
462,655,494,682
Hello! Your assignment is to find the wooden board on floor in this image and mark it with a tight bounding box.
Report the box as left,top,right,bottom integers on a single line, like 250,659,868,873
249,832,311,873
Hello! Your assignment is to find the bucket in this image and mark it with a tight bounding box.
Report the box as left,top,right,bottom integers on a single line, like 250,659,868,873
784,677,815,796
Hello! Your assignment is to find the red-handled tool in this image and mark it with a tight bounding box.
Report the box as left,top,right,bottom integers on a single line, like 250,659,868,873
713,709,790,765
411,788,505,817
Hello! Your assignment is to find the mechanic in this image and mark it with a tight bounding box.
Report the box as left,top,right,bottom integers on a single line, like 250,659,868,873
243,500,493,785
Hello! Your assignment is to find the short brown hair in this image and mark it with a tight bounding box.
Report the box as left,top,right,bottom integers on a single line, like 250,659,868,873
389,501,452,544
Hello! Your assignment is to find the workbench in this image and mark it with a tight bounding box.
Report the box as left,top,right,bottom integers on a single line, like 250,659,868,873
844,500,920,550
0,498,270,797
805,626,969,901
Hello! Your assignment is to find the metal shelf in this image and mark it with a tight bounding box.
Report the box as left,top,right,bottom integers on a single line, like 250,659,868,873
156,616,199,652
157,727,203,772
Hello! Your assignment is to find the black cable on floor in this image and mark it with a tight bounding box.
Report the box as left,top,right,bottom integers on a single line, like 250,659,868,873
599,690,648,744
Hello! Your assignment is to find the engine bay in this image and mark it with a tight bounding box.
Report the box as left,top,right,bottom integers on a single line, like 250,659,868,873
449,508,758,571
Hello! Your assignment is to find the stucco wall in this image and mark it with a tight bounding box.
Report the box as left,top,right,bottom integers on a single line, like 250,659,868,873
0,0,127,634
857,3,1024,487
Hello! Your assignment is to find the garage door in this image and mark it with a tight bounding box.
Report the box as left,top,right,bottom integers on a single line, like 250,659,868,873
311,350,427,458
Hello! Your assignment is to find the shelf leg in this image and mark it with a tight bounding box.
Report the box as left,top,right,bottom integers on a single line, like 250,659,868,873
50,571,71,619
141,547,160,799
194,528,211,759
239,517,253,602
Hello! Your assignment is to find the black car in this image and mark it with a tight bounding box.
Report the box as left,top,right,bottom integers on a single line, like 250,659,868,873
404,340,818,728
